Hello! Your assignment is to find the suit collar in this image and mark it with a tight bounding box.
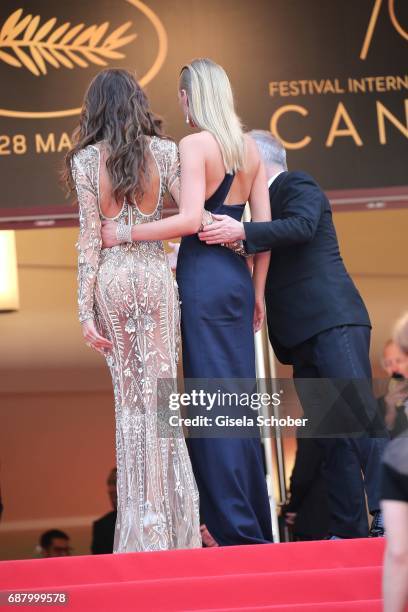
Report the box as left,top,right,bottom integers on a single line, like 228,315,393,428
269,171,287,196
268,170,285,189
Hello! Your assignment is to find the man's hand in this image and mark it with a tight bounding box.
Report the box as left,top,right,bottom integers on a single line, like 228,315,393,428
101,220,121,248
198,214,245,244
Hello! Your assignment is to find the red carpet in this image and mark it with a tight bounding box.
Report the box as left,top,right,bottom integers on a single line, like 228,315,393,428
0,538,384,611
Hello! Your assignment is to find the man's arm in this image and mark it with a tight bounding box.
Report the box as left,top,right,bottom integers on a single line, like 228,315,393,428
199,172,324,252
244,172,324,254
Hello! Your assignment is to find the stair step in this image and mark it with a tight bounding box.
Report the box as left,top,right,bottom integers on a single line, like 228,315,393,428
0,539,384,590
2,566,381,611
201,601,382,612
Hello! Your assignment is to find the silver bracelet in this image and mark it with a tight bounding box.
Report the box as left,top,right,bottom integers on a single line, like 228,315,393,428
116,222,132,244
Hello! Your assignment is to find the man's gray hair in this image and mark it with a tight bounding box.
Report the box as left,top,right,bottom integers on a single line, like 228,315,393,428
249,130,287,170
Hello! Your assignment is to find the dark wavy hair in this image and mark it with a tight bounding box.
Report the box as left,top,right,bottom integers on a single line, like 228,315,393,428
63,68,165,203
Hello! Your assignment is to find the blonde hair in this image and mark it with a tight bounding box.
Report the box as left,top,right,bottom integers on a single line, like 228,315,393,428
179,58,245,173
393,312,408,355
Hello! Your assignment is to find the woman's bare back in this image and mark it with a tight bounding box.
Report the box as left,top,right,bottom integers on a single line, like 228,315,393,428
98,138,163,219
198,131,261,204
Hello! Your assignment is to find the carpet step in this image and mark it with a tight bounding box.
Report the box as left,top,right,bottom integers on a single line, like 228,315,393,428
0,539,384,590
1,566,381,611
202,601,382,612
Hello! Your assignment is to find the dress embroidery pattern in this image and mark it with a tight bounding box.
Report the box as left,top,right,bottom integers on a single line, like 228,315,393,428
72,137,201,552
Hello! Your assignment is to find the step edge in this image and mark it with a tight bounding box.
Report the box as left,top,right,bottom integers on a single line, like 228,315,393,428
1,564,383,592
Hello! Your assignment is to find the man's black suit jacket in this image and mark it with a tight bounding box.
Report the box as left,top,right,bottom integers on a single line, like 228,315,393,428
91,510,116,555
244,171,371,364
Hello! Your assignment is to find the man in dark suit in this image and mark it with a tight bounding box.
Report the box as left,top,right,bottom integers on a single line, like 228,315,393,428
282,436,329,541
199,130,387,539
91,467,117,554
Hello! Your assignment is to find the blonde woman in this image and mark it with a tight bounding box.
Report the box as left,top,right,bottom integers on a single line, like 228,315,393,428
102,58,273,545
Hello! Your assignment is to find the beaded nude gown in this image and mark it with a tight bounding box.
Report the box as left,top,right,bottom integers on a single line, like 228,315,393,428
71,136,201,552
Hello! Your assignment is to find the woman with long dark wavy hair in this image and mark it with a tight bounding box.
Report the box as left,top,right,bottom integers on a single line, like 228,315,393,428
64,68,201,552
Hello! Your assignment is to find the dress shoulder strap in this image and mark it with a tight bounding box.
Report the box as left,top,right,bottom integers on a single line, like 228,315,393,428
205,173,235,205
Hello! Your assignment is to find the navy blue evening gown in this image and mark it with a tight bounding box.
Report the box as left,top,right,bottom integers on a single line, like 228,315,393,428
176,173,273,546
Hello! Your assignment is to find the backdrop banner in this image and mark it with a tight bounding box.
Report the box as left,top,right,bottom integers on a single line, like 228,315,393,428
0,0,407,226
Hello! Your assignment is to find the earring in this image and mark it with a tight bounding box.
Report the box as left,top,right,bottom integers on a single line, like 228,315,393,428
185,114,190,125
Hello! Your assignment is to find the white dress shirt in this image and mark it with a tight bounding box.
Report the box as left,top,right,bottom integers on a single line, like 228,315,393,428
268,171,285,189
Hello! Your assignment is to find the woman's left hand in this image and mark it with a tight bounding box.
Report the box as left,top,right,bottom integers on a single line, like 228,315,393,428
167,241,180,271
253,295,265,333
101,220,120,248
82,319,113,354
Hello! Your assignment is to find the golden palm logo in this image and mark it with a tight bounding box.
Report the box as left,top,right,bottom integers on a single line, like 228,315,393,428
361,0,408,59
0,8,137,76
0,1,167,118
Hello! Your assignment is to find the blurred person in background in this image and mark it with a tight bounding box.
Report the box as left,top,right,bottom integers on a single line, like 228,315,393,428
39,529,72,557
394,312,408,353
381,312,408,612
91,468,117,555
378,340,408,438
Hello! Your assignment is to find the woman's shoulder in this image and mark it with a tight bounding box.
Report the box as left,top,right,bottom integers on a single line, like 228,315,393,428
70,145,100,189
243,132,259,151
150,137,179,171
179,131,215,155
241,133,261,173
71,144,100,167
150,135,177,152
181,131,213,144
243,133,261,161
